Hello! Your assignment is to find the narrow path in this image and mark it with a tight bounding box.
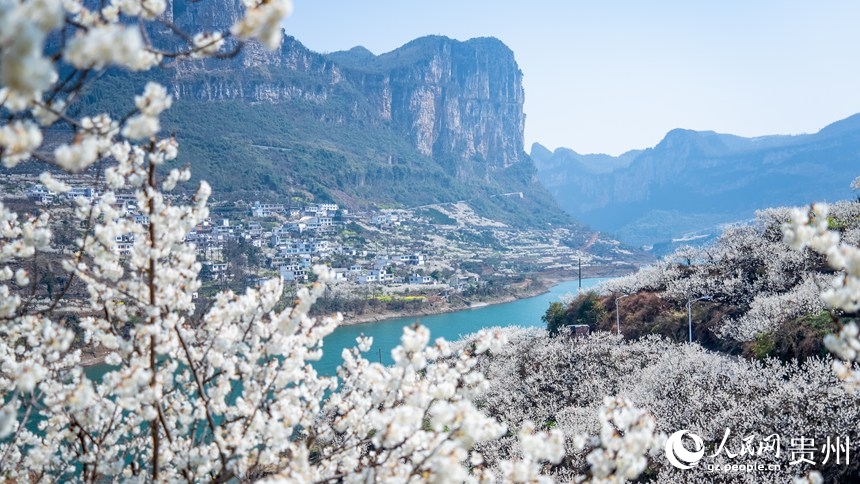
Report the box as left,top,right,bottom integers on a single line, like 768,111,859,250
581,232,600,251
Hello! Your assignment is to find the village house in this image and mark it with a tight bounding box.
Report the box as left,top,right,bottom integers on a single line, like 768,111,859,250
331,268,349,283
68,186,95,202
355,273,377,284
213,219,235,238
287,216,319,233
203,244,224,261
449,274,479,291
303,204,319,215
203,262,228,280
368,269,393,284
112,233,135,256
371,214,400,227
372,256,396,270
270,233,291,249
28,184,55,202
338,246,358,256
402,253,425,266
311,240,330,254
247,222,263,237
408,274,435,285
251,201,285,218
279,264,308,282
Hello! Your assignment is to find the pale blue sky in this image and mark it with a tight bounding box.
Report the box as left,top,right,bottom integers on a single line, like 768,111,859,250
286,1,860,156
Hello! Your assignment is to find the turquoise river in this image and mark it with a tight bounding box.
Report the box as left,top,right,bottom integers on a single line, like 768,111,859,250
84,278,607,379
314,277,607,375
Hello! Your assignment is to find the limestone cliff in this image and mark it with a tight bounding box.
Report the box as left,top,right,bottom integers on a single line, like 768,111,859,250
345,36,527,179
161,0,527,182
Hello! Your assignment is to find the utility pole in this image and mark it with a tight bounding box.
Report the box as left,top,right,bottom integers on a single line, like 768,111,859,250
578,257,582,293
687,299,692,343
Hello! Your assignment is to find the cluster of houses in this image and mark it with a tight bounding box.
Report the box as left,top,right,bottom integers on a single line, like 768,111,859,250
28,184,96,205
29,185,149,256
248,202,437,286
27,185,477,291
196,202,440,286
276,252,430,285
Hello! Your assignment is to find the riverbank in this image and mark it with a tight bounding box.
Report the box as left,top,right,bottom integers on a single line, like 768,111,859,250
336,267,625,326
341,280,548,325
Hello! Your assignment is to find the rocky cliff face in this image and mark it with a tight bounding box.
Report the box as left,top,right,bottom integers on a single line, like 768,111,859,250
162,0,526,180
170,0,243,32
367,36,526,179
170,36,344,104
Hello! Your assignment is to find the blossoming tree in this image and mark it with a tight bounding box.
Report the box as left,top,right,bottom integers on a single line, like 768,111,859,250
0,0,621,481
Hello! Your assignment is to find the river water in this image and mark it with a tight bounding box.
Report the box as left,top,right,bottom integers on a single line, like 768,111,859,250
84,278,607,379
314,277,608,375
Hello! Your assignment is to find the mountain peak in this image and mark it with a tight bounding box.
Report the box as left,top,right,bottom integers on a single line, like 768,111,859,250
657,128,706,145
462,36,514,53
373,35,516,73
345,45,375,56
325,45,376,67
653,128,742,157
818,112,860,138
393,35,509,51
530,142,553,164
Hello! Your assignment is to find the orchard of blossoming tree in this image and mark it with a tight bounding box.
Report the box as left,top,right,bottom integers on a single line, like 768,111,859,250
0,0,667,481
3,0,860,481
532,184,860,481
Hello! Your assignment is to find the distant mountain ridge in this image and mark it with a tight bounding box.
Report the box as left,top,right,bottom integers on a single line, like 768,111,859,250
530,144,641,175
532,114,860,248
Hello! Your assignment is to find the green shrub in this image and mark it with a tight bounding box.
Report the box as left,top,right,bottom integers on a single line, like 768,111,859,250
751,332,776,360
